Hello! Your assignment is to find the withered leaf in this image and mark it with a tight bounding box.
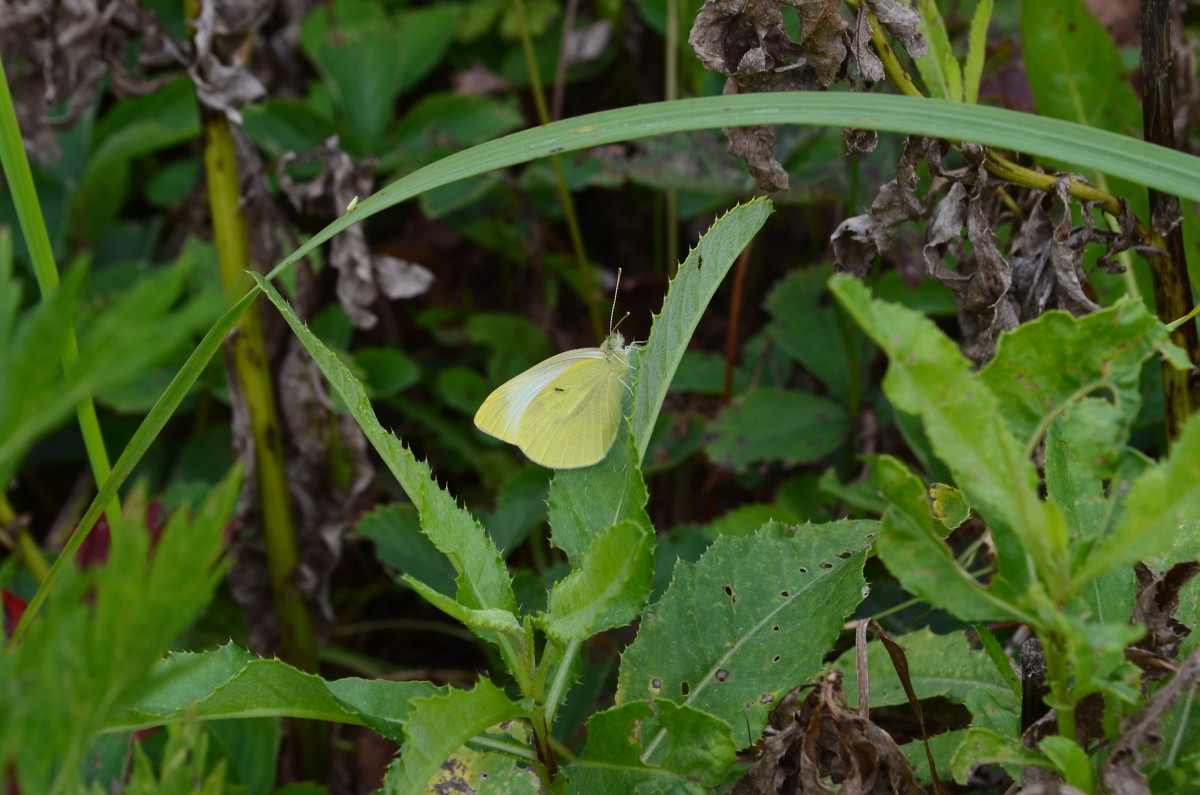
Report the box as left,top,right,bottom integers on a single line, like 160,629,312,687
866,0,928,59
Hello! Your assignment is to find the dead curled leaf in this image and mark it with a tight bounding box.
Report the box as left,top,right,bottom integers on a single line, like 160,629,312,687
1127,560,1200,681
689,0,853,191
278,138,435,329
734,671,923,795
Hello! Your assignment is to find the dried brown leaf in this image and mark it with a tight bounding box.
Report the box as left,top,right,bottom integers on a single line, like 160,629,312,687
1128,560,1200,679
832,140,923,276
866,0,928,59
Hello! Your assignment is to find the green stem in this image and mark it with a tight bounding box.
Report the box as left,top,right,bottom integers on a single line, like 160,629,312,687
0,45,124,600
511,0,601,339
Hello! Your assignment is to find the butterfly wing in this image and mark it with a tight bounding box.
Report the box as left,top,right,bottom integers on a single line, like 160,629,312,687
517,349,629,468
473,348,610,445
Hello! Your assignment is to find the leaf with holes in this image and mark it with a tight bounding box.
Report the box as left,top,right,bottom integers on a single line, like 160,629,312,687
615,520,874,759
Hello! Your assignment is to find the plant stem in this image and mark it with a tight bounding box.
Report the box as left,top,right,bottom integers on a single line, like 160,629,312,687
511,0,601,339
0,50,124,545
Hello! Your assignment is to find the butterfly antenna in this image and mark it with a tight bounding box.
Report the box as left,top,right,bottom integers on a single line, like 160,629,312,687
608,268,622,335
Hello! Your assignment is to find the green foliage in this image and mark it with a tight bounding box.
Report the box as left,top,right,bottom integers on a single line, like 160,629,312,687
0,473,239,794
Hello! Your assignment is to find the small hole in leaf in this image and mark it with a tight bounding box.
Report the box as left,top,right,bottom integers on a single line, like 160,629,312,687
820,561,833,569
761,693,775,704
780,590,790,598
480,773,489,780
773,655,781,663
838,550,852,559
772,625,780,632
652,678,661,689
716,669,730,682
681,681,691,696
798,567,808,574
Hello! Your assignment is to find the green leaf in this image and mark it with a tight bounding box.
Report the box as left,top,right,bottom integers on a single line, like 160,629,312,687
963,0,992,104
540,520,654,642
872,455,1031,623
915,0,963,101
1039,736,1095,792
0,473,239,794
113,643,439,744
385,680,529,795
831,274,1066,599
1075,414,1200,587
565,700,737,792
357,503,459,598
833,629,1019,712
250,273,521,646
354,347,420,397
616,521,874,757
950,728,1050,784
979,300,1171,456
300,1,458,151
929,483,971,530
1021,0,1141,134
424,742,541,794
764,264,862,398
707,389,848,468
631,198,774,459
1044,413,1108,539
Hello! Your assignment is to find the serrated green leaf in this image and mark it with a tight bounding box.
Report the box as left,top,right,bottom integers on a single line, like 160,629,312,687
831,274,1068,598
424,742,540,794
1075,414,1200,588
565,700,736,793
0,474,238,794
833,629,1018,712
385,680,529,795
616,521,873,757
632,198,773,458
706,389,848,468
112,643,439,743
872,455,1030,623
250,274,520,647
540,520,653,642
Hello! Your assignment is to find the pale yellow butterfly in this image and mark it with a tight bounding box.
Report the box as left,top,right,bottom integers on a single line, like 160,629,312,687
473,275,636,469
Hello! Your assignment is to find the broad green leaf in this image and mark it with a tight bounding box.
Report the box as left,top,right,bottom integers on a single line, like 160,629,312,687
113,643,439,744
706,389,848,468
540,520,654,642
872,455,1032,623
1075,414,1200,587
546,429,651,563
616,521,873,757
385,680,529,795
831,274,1066,597
1021,0,1140,135
354,348,420,398
250,274,520,640
565,700,736,793
979,300,1172,456
915,0,962,101
1044,414,1108,538
950,728,1050,783
765,264,863,399
833,629,1018,713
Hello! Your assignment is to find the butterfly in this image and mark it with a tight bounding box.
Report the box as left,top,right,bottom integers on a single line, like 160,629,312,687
473,330,635,469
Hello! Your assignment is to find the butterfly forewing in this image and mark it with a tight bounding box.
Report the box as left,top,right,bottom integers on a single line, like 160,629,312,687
517,353,627,468
473,348,610,444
